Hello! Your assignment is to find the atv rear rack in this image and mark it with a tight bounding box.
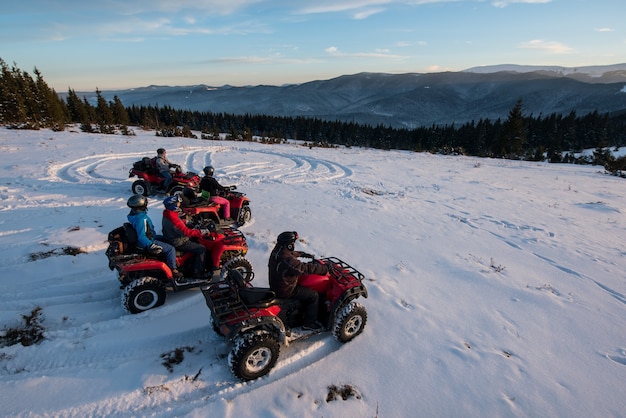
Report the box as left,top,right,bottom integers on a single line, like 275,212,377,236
202,278,280,336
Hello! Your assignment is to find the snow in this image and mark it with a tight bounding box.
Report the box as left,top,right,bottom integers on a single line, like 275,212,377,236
1,127,625,417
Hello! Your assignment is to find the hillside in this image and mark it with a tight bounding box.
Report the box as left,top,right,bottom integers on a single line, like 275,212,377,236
77,64,626,129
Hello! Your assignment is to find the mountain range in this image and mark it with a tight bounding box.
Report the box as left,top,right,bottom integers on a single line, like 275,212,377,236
86,63,626,129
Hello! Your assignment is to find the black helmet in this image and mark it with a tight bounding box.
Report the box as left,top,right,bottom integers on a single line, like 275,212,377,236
157,148,166,155
277,231,298,246
182,187,196,202
127,194,148,210
203,166,214,177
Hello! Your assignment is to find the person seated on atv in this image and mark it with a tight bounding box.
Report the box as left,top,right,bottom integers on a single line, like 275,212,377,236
180,187,203,207
126,194,183,280
268,231,329,331
161,195,208,282
200,166,231,221
155,148,179,191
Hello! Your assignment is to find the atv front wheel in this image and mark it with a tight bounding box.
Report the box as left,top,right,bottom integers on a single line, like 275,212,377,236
122,276,166,314
220,256,253,282
229,331,279,381
333,301,367,343
237,206,251,226
132,180,151,197
168,185,184,197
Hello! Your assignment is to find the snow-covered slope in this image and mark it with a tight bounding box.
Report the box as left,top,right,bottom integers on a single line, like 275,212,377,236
0,127,625,417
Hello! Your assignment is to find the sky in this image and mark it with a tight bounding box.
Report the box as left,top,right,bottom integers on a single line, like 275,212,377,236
0,126,625,417
1,1,625,91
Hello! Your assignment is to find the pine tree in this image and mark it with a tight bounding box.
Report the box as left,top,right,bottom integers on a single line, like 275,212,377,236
95,89,114,133
497,99,526,159
111,95,131,134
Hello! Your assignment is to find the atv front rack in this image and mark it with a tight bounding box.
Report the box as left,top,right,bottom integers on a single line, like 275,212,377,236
322,257,365,285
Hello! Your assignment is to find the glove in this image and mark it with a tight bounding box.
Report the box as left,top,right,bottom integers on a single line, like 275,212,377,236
230,185,237,190
147,243,163,255
299,252,314,259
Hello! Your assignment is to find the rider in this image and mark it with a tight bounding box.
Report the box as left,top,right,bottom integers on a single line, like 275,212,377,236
126,194,183,280
268,231,329,331
161,195,207,282
155,148,178,191
199,166,232,221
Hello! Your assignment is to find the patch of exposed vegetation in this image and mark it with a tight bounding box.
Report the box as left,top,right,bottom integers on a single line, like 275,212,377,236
29,246,86,261
1,307,46,347
161,346,194,372
326,384,362,402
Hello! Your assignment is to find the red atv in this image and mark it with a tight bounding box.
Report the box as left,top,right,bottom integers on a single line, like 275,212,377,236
202,257,368,381
129,157,200,197
106,222,252,314
181,186,252,227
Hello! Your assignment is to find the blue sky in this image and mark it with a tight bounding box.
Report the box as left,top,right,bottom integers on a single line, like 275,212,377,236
1,0,624,91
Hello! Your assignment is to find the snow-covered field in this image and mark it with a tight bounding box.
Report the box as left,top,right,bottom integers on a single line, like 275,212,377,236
0,127,624,417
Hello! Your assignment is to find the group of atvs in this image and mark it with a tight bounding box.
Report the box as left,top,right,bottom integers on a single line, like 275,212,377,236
106,156,369,381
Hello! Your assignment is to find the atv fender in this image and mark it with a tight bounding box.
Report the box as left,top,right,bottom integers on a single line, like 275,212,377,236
326,285,368,328
226,316,288,345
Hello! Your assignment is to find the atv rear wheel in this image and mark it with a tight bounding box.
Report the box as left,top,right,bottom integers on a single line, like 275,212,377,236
220,256,253,282
132,180,151,197
237,206,251,226
333,301,367,343
229,331,279,381
122,276,166,314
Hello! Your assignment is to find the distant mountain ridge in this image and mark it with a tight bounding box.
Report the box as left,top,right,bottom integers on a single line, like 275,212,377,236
84,63,626,128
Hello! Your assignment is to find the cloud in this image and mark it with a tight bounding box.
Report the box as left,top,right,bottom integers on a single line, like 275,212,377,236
93,16,270,39
115,0,263,16
594,27,613,32
298,0,469,15
519,39,573,54
353,8,387,19
396,40,427,47
205,55,321,66
492,0,551,7
299,1,392,15
325,46,403,59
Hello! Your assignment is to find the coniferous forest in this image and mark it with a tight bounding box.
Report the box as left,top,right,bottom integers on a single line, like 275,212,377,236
1,58,625,176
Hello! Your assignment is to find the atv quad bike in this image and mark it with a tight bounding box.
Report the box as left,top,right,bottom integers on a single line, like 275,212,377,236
106,221,252,314
201,257,368,381
129,156,200,197
181,185,252,227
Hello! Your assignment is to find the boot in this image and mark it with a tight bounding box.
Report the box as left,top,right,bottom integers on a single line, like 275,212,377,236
172,269,186,284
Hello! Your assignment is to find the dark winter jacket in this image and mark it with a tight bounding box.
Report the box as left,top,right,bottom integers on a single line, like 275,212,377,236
127,209,156,249
161,209,202,247
200,176,227,198
268,245,329,298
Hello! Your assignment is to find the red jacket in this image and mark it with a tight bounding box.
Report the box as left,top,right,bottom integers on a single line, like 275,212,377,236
161,209,202,247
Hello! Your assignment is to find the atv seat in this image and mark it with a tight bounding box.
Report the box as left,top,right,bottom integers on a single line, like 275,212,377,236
238,288,277,308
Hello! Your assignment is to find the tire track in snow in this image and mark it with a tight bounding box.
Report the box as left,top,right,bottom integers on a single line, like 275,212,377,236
46,147,352,186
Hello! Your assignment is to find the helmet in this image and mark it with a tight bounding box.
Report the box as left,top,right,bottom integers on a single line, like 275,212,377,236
157,148,166,155
163,195,180,211
127,194,148,210
277,231,298,246
182,187,196,202
203,166,214,177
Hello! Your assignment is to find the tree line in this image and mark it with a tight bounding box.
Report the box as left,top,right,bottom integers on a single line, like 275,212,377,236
1,58,625,176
